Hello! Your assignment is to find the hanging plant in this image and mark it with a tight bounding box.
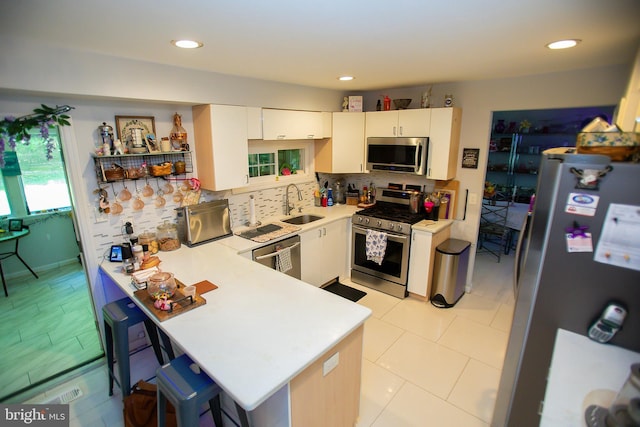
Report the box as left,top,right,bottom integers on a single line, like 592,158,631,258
0,104,74,167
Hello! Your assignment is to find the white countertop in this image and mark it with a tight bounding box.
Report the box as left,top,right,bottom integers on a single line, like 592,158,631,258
100,238,371,411
540,329,640,426
220,204,361,254
412,218,454,234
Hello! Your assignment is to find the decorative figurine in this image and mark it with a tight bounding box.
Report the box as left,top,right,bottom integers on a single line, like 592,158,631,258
421,86,432,108
113,138,125,155
342,97,349,112
170,112,188,151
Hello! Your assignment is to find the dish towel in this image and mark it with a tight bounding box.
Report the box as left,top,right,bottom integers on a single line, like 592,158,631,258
366,229,388,265
276,246,293,274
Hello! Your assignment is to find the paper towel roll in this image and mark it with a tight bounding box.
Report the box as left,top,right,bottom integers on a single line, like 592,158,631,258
249,195,257,226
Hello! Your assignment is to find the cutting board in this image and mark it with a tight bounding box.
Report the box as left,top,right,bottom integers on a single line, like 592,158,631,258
133,279,217,322
434,179,460,220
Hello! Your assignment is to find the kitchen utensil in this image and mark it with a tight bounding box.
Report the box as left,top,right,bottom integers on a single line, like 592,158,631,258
162,180,174,194
118,185,132,201
172,191,183,204
409,191,423,214
155,190,166,208
132,196,145,211
142,181,154,198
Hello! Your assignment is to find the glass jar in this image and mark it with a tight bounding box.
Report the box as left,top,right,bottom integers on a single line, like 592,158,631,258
139,231,159,254
147,271,177,300
157,221,181,251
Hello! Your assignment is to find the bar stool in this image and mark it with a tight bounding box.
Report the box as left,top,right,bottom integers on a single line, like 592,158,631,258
102,297,165,397
156,354,250,427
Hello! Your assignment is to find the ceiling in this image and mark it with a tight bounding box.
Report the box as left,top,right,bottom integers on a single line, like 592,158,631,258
2,0,639,91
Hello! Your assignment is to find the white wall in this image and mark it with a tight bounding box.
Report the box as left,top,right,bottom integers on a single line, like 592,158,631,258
360,63,630,287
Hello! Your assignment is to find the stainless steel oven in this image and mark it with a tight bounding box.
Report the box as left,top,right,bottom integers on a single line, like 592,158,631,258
350,187,427,299
351,224,410,298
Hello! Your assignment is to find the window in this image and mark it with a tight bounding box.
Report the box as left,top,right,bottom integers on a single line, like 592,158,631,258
246,140,313,188
0,127,71,215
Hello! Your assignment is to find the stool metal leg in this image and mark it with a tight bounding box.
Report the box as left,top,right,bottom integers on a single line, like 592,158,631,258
104,322,115,396
144,319,164,365
209,395,223,427
114,319,132,397
236,402,251,427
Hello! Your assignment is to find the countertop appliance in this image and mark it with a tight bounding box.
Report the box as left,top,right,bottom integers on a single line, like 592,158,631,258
492,152,640,427
351,187,427,298
175,199,232,247
252,235,301,280
366,137,429,175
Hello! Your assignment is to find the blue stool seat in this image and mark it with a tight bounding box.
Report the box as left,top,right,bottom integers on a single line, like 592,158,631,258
156,354,250,427
102,297,165,398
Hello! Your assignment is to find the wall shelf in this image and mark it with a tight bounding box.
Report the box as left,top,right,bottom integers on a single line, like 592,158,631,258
92,151,193,183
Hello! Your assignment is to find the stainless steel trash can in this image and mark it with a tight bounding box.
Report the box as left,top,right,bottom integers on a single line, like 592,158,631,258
431,239,470,308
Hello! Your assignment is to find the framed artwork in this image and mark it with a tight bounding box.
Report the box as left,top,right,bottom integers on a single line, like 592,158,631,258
145,133,160,153
114,116,156,142
461,148,480,169
8,219,23,232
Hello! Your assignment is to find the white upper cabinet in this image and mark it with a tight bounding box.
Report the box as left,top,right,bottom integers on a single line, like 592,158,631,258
427,107,462,180
192,104,249,191
247,107,263,140
365,109,431,138
315,112,365,174
262,109,323,140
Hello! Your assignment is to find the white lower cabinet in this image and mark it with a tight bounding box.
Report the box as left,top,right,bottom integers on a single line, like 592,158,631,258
407,227,451,297
300,219,348,287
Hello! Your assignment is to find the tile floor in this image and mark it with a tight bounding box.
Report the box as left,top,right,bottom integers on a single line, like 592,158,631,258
0,262,104,401
13,252,515,426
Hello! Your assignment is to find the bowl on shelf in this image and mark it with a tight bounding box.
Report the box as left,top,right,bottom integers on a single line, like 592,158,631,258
393,99,412,109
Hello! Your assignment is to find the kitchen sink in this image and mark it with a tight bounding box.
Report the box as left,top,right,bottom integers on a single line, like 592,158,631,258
281,214,324,225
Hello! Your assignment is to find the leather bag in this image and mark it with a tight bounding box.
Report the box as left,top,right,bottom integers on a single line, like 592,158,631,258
123,380,176,427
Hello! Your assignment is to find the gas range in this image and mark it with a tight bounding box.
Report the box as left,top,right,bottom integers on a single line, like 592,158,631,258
352,188,425,235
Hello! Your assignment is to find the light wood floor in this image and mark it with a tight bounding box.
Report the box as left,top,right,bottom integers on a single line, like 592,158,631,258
0,262,104,401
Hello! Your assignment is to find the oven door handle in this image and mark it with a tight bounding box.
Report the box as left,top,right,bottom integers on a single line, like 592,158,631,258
254,242,300,261
353,225,409,241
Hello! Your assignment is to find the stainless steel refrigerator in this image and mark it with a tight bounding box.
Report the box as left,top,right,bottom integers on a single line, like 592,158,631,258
492,152,640,426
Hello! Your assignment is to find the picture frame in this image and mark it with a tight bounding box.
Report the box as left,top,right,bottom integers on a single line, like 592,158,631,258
8,219,23,232
145,133,160,153
461,148,480,169
114,116,156,142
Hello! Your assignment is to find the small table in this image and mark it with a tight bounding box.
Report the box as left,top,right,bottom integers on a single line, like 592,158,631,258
0,229,39,297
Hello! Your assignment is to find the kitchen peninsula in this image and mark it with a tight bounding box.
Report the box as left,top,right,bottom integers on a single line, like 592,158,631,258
100,235,371,427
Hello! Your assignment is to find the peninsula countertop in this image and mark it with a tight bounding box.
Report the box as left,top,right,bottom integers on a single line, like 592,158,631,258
100,239,372,411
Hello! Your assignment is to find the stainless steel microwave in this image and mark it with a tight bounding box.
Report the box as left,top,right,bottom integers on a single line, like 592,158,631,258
366,137,429,175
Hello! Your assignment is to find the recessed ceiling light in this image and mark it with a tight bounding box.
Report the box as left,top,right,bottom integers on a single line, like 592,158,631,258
546,39,581,50
338,76,355,81
171,39,204,49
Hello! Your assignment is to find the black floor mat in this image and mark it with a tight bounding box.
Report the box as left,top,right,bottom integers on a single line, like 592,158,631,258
323,282,367,302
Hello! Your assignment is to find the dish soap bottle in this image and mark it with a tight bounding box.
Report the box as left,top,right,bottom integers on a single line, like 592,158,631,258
327,188,334,206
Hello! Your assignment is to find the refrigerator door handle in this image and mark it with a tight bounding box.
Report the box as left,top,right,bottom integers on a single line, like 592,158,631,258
513,212,530,295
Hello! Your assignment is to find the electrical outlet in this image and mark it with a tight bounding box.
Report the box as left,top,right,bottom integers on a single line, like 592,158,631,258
468,192,478,205
94,206,108,223
322,352,339,376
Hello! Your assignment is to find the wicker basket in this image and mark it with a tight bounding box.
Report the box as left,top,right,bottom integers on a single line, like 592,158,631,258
150,162,172,176
104,165,125,181
576,145,640,161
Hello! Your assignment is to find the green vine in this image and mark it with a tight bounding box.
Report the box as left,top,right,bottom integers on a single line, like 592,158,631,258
0,104,74,166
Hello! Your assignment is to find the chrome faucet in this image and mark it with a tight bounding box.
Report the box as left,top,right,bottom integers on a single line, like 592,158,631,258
285,183,303,215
